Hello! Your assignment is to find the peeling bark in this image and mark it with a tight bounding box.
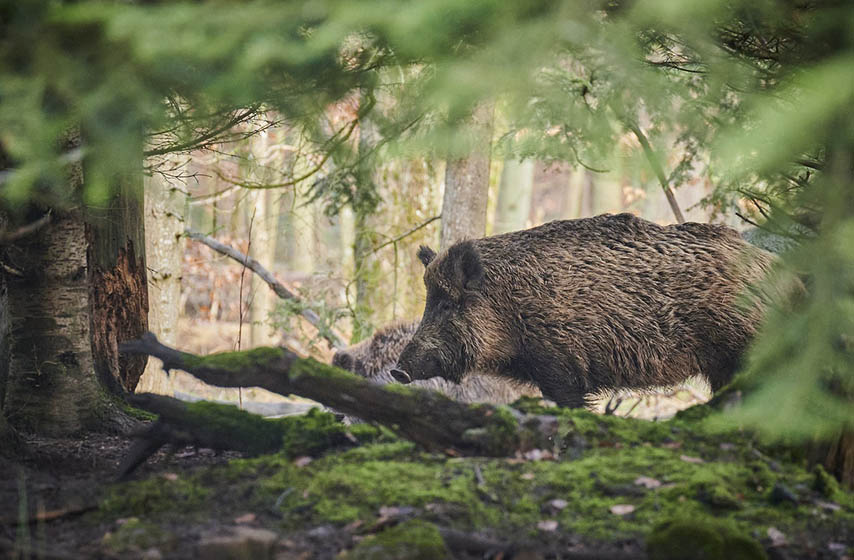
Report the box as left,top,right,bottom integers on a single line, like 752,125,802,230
87,174,149,393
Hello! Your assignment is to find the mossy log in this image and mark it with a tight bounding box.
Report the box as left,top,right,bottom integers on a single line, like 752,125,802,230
120,333,559,458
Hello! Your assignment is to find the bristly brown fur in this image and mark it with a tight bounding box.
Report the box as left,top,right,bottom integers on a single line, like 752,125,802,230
397,213,777,408
332,321,540,404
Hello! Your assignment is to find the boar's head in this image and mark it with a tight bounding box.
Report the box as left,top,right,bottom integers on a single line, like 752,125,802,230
394,241,499,385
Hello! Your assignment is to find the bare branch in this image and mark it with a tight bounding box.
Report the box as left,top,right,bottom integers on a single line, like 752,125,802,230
627,124,685,224
370,215,441,255
0,212,52,245
185,229,346,349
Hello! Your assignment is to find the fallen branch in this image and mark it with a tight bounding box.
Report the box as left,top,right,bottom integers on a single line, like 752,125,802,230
626,123,685,224
120,333,559,458
185,230,345,349
116,393,314,478
0,503,97,527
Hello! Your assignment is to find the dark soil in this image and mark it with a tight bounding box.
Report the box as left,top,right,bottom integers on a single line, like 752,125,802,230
2,405,852,560
0,429,647,560
0,430,244,559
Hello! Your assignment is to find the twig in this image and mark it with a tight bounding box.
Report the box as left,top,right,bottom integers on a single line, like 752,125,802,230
188,185,240,205
0,212,52,245
603,395,623,416
370,215,441,255
185,229,345,349
237,208,257,351
0,502,97,527
627,124,685,224
622,398,642,418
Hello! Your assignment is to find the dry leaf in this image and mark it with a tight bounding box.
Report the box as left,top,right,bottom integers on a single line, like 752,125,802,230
521,472,535,480
548,499,568,510
610,504,636,515
767,527,787,547
634,476,661,489
679,455,704,464
234,513,256,524
537,520,558,531
294,456,313,467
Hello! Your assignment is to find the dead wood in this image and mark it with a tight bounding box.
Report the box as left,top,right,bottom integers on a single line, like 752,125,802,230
120,333,560,458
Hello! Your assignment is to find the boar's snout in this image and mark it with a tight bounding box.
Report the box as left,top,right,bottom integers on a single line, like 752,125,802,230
389,368,412,384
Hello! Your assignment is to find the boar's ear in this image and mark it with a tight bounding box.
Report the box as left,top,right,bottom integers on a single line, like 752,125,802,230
417,245,437,267
449,241,484,294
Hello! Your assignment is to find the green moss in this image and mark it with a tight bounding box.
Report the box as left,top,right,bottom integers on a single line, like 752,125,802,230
350,520,450,560
462,405,520,454
184,346,286,371
277,408,381,457
646,517,767,560
812,464,843,501
93,398,854,553
290,357,361,382
184,401,285,455
101,518,174,554
100,476,210,517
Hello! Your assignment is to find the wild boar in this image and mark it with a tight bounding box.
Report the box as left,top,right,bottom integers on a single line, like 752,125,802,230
393,213,775,408
332,321,539,405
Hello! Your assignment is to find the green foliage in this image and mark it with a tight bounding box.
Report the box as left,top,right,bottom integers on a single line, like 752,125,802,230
2,0,852,442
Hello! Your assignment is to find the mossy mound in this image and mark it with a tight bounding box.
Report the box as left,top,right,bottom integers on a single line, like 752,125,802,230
349,520,450,560
647,517,766,560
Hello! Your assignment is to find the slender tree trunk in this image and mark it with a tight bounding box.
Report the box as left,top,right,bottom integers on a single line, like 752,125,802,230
249,188,277,347
440,103,494,249
580,169,595,217
493,158,535,234
352,108,379,342
138,165,186,394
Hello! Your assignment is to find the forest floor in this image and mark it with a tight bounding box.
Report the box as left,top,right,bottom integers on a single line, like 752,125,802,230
1,399,853,560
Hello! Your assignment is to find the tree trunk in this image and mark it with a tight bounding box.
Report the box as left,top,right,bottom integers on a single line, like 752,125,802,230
249,189,277,347
440,103,494,249
493,158,535,234
2,133,147,435
351,109,380,342
87,174,149,394
4,210,106,434
138,165,186,394
0,210,8,411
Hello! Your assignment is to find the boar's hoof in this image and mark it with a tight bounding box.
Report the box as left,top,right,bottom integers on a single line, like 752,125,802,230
390,368,412,384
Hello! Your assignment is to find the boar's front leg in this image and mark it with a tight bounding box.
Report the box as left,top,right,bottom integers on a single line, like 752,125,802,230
536,377,588,409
